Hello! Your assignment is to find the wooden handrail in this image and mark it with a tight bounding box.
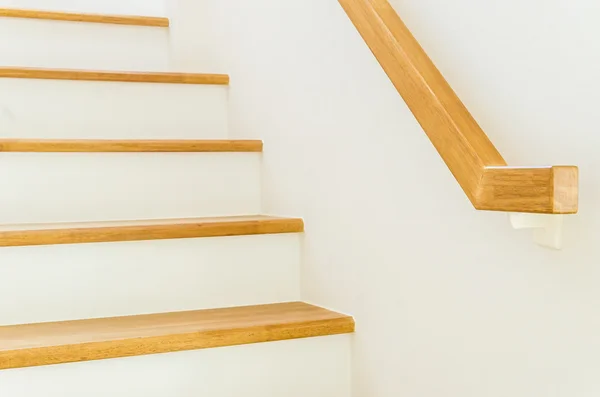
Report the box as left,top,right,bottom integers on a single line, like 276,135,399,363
339,0,578,214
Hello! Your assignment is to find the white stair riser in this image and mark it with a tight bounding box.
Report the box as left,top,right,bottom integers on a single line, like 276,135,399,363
0,335,351,397
0,79,228,139
0,234,300,325
0,18,170,71
0,153,260,223
0,0,165,16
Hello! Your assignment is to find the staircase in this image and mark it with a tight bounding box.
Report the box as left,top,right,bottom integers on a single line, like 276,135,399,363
0,6,354,397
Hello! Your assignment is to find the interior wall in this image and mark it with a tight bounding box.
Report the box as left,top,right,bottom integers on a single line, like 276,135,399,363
0,0,165,16
168,0,600,396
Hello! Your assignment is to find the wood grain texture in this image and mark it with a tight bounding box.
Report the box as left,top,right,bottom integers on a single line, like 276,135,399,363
0,139,263,152
0,216,304,247
0,8,169,27
478,166,578,214
339,0,578,214
0,302,355,370
0,67,229,85
339,0,504,201
552,166,579,214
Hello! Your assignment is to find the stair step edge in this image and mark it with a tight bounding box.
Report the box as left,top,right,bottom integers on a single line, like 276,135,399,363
0,67,229,85
0,8,169,27
0,139,262,152
0,216,304,247
0,302,355,370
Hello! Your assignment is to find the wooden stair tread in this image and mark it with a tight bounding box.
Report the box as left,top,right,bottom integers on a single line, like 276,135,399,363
0,8,169,27
0,302,355,369
0,139,263,152
0,67,229,85
0,216,304,247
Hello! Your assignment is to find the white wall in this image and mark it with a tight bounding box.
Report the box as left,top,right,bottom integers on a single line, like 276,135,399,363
169,1,600,396
0,0,165,16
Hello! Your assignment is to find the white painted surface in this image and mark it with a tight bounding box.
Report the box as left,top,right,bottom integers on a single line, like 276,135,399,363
0,233,300,325
0,17,170,71
0,0,165,16
166,0,222,72
510,213,565,250
0,335,350,397
168,1,600,396
0,79,228,139
0,153,260,223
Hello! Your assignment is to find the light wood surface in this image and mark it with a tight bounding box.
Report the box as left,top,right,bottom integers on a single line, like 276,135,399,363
478,166,579,214
339,0,578,214
0,216,304,247
0,139,263,152
551,166,579,214
0,302,355,370
0,67,229,85
0,8,169,27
